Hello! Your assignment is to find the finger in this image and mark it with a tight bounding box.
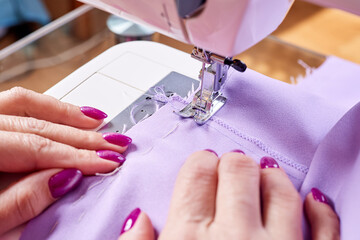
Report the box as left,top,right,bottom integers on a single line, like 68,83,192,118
260,157,302,239
0,115,131,153
0,223,26,240
0,168,82,235
0,87,106,129
0,131,123,175
305,188,340,240
215,152,261,231
166,150,219,226
119,209,155,240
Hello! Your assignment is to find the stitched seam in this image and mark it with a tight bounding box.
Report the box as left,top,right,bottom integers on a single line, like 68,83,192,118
207,123,305,181
210,117,309,174
167,96,309,174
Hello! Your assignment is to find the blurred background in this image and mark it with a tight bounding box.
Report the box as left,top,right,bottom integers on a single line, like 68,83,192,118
0,0,359,93
0,0,80,47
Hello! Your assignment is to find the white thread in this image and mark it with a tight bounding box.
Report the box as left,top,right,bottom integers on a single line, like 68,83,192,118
121,124,128,134
129,93,163,125
293,59,316,84
186,82,196,99
290,76,296,85
72,194,85,206
78,211,86,222
141,146,154,155
96,175,118,199
70,161,124,208
161,123,180,139
153,85,167,96
298,59,314,75
95,166,122,177
96,188,107,199
72,177,106,205
186,89,190,99
49,221,59,234
87,177,105,190
141,113,150,122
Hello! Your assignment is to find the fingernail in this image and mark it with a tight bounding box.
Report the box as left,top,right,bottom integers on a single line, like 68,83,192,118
260,156,279,169
120,208,141,234
231,149,245,154
48,169,83,198
311,188,329,204
103,133,132,147
204,149,218,157
80,106,107,120
96,150,126,164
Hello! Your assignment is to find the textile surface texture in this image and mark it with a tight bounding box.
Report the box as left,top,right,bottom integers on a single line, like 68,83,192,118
21,56,360,240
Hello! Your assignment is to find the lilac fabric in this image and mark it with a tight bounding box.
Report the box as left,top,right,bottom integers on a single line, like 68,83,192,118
21,56,360,239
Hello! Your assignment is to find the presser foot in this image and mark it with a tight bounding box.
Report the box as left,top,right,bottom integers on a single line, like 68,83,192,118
176,89,227,125
176,46,246,125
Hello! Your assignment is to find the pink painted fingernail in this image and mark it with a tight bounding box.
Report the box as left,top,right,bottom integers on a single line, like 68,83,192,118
260,156,279,169
311,188,329,204
48,169,83,198
231,149,245,154
204,149,218,157
103,133,132,147
120,208,141,234
96,150,126,164
80,106,107,120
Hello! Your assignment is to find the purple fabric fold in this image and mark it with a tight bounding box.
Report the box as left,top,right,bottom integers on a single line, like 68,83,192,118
21,56,360,239
300,102,360,239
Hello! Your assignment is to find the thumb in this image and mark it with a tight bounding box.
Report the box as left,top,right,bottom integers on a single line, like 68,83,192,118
304,188,340,240
118,208,155,240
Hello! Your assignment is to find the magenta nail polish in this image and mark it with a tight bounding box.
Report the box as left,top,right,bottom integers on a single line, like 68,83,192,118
48,169,83,198
96,150,126,164
204,149,218,157
80,106,107,120
231,149,245,154
260,156,279,169
311,188,329,204
120,208,141,234
102,133,132,147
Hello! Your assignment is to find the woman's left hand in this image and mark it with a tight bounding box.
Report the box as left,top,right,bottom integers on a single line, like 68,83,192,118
0,87,132,235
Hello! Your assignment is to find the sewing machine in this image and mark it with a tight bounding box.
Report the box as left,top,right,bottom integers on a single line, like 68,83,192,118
79,0,294,126
46,0,357,131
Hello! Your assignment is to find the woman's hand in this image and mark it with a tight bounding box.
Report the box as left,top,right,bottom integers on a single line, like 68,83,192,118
0,87,132,235
118,150,340,240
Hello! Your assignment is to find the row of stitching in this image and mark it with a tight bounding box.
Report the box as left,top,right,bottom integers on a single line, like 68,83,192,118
165,96,309,174
210,116,309,174
207,123,305,182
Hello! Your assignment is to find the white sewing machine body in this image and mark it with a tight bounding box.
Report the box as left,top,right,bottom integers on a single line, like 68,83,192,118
45,41,201,131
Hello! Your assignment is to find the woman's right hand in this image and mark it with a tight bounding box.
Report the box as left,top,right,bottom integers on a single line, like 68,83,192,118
119,150,340,240
0,87,132,236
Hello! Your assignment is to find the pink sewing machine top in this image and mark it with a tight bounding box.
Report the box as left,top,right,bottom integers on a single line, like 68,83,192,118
81,0,293,56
